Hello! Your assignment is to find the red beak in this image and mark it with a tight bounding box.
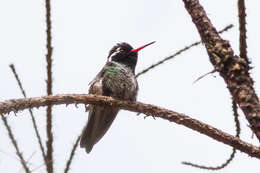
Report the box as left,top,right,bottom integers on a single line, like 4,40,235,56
131,41,155,53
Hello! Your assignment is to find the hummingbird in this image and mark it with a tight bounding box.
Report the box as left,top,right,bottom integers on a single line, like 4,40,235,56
80,41,155,153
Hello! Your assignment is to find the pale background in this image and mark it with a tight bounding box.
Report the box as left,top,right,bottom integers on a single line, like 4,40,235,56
0,0,259,172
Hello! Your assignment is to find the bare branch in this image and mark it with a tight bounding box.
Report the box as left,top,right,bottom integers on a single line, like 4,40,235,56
9,64,27,97
182,100,241,170
182,148,236,170
182,0,260,142
45,1,53,97
0,94,260,158
135,24,233,78
64,135,81,173
0,114,31,173
9,64,47,167
238,0,249,63
233,101,241,138
45,0,54,172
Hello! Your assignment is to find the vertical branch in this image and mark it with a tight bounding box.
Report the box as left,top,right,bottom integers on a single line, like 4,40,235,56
238,0,249,63
232,101,241,138
9,64,47,168
64,135,81,173
0,114,31,173
45,0,54,172
236,0,246,138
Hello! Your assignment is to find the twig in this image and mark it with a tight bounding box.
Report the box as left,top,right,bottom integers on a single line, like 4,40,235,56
238,0,249,63
0,149,19,161
182,0,260,143
193,69,216,84
182,148,236,170
64,135,81,173
9,64,47,167
25,151,37,166
233,101,241,138
0,94,260,158
0,114,31,173
45,0,54,172
182,100,241,170
17,151,37,173
9,64,27,97
135,24,233,78
31,162,49,173
0,149,34,168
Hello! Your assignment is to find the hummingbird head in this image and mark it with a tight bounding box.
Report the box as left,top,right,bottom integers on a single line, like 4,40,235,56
107,41,155,72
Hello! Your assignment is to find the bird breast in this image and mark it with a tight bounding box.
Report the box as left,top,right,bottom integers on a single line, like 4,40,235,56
103,62,138,101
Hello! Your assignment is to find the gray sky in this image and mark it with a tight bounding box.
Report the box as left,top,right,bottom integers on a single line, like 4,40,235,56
0,0,259,172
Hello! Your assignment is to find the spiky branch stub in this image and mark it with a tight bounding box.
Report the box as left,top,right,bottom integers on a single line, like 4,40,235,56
0,94,260,159
182,0,260,142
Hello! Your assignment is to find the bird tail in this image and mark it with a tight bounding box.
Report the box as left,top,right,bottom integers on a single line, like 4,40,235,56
80,105,119,153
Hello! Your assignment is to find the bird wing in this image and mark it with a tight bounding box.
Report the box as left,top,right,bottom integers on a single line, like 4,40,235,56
80,62,119,153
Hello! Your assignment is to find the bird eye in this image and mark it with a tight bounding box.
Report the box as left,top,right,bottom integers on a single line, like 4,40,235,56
115,48,124,53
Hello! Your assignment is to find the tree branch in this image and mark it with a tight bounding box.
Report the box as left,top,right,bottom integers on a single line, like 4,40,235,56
9,64,47,168
45,0,54,172
1,114,31,173
181,0,260,142
0,94,260,158
182,100,241,170
136,24,233,78
238,0,249,63
64,135,81,173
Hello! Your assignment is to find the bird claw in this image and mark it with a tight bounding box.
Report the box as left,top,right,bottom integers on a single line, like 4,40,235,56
85,105,90,112
144,114,156,120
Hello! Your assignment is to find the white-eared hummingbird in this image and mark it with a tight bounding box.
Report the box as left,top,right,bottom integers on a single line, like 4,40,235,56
80,41,155,153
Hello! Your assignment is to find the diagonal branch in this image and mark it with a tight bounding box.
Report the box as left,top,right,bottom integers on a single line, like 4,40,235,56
9,64,47,168
181,0,260,142
135,24,233,78
0,94,260,158
45,0,54,172
64,135,81,173
0,114,31,173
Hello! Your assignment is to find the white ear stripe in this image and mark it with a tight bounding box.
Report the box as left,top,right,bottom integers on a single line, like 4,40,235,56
108,48,121,61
